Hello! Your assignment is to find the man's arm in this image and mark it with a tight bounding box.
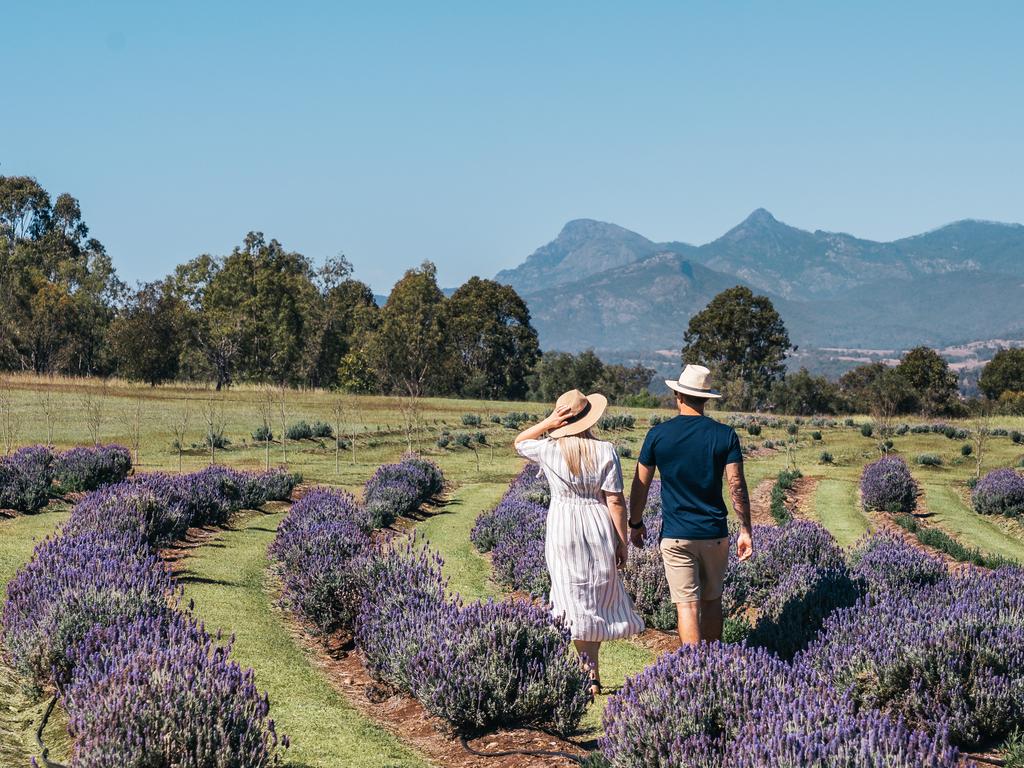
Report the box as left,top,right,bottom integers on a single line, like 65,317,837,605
628,463,655,547
726,461,753,561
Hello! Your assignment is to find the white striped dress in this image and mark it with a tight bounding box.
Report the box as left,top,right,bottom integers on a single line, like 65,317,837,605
516,438,645,642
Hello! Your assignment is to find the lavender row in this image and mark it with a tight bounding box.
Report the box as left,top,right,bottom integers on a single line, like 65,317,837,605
271,459,591,735
1,466,292,766
0,444,132,513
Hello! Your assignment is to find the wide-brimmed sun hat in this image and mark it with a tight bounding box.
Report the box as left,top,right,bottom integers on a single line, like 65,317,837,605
665,364,723,399
549,389,608,438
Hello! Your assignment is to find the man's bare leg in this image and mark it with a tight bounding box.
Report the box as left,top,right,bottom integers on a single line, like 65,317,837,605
676,602,701,645
699,597,723,641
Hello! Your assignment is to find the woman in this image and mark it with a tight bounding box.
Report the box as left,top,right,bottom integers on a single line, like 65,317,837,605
514,389,645,694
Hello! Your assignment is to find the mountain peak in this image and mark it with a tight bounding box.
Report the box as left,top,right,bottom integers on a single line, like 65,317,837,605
743,208,777,225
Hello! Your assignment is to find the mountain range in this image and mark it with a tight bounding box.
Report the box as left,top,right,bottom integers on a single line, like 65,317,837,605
496,211,1024,364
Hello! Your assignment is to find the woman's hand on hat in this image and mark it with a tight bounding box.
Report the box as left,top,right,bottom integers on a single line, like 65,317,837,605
544,404,573,430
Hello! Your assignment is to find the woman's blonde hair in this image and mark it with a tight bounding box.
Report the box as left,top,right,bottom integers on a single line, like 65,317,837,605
555,429,598,478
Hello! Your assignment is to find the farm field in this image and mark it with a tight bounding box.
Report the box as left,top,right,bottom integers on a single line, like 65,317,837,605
2,375,1024,766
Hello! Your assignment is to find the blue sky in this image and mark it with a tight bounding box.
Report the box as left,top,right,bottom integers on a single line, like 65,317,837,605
3,1,1022,292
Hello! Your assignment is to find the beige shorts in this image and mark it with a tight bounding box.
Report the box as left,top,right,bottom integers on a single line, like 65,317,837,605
660,537,730,604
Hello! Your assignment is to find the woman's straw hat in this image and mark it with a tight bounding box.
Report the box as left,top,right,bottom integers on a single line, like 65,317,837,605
665,364,723,399
549,389,608,438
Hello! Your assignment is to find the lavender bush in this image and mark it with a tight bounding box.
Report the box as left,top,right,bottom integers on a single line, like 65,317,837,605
860,455,919,513
53,444,132,493
409,598,591,734
362,456,445,528
600,643,960,768
65,612,286,767
1,529,176,688
356,539,450,692
801,566,1024,748
0,445,54,512
972,468,1024,518
848,532,948,595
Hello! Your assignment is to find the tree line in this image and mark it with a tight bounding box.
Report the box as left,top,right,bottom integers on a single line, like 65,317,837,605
0,175,655,403
682,285,1024,416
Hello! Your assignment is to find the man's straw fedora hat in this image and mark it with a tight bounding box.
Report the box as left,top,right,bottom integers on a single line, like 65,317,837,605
665,364,722,400
549,389,608,438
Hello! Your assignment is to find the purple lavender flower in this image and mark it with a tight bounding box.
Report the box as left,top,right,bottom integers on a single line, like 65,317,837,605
0,445,54,512
848,532,948,595
860,455,920,513
53,444,132,493
972,468,1024,518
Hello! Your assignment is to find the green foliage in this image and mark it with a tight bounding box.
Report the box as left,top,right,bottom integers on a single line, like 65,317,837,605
460,414,481,427
252,425,273,442
980,348,1024,400
598,413,635,431
1003,729,1024,768
915,453,942,466
682,286,791,411
819,451,834,464
961,443,973,456
616,444,633,459
310,421,334,439
770,469,803,523
205,429,230,449
811,431,822,441
746,423,762,436
892,513,1013,568
895,346,961,416
526,349,604,402
444,277,540,400
619,390,661,409
648,414,667,426
769,367,840,415
285,421,314,441
786,424,798,436
860,423,874,438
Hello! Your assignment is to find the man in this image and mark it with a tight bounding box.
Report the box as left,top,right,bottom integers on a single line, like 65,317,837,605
629,364,752,645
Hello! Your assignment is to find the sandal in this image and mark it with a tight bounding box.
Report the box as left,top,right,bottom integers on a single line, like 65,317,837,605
589,676,602,697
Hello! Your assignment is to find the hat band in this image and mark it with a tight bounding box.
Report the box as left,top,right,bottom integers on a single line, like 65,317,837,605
563,400,591,425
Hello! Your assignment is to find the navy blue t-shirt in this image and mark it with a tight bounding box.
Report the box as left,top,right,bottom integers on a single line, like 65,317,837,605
638,415,743,540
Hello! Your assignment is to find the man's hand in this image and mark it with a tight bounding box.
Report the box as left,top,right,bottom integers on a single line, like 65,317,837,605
737,528,753,561
615,539,628,569
629,523,646,548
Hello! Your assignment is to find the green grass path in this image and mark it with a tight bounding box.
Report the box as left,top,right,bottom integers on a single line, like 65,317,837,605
0,506,73,768
810,479,871,547
181,510,428,768
923,483,1024,563
417,481,655,737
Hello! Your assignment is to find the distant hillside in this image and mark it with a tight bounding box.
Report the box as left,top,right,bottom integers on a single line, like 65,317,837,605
499,211,1024,362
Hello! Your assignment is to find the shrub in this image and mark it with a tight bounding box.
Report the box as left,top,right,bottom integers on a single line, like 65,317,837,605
1012,430,1023,445
961,443,973,456
915,453,943,467
648,414,666,427
848,532,948,596
860,455,919,513
1,530,175,688
598,414,636,431
205,429,230,449
801,567,1024,748
844,418,855,427
310,421,334,439
0,445,54,512
616,444,633,459
861,423,874,437
762,439,775,449
972,468,1024,518
272,514,376,635
284,420,314,440
489,414,501,424
819,451,834,464
461,413,481,426
811,430,822,440
747,423,762,436
64,613,286,767
362,457,445,527
409,599,590,735
769,469,801,524
436,434,450,448
501,411,531,429
895,423,910,435
786,423,798,436
252,424,273,442
357,541,449,693
53,445,132,493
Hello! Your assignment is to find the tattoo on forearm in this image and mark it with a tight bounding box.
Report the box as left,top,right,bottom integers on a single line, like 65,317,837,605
727,465,751,529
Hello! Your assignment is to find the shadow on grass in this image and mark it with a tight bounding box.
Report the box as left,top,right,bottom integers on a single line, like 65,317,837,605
176,574,237,587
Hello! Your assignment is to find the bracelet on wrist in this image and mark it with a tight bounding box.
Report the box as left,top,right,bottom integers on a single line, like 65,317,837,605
628,520,645,529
